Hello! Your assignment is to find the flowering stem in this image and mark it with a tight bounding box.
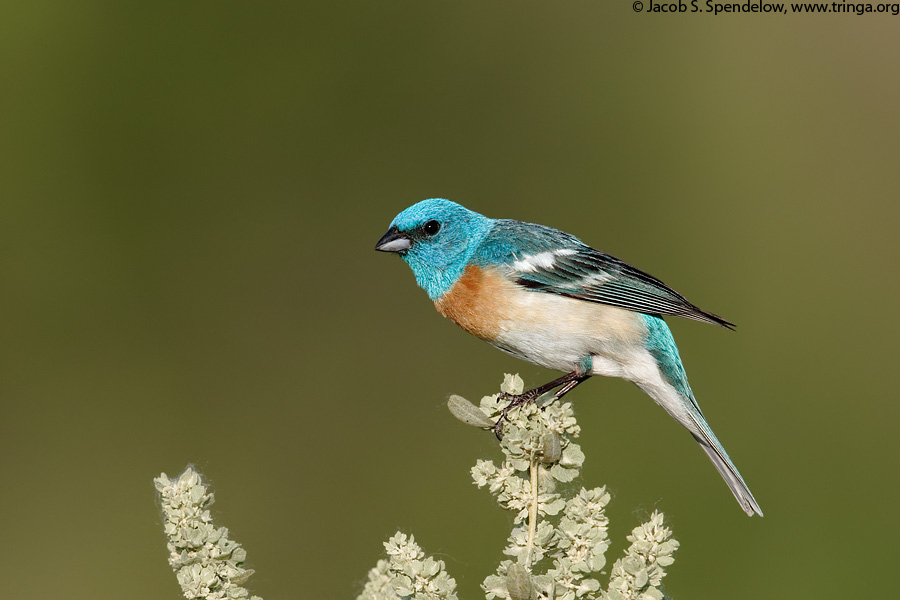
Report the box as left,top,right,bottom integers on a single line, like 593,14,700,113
525,455,539,569
155,468,262,600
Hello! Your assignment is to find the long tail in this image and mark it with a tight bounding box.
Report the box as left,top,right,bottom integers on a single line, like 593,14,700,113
641,380,763,516
638,314,762,516
686,407,763,516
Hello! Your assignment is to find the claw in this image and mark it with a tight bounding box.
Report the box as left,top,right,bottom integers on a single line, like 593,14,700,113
493,391,535,438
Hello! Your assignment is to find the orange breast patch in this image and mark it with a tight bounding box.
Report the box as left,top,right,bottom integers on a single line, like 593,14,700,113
433,265,509,341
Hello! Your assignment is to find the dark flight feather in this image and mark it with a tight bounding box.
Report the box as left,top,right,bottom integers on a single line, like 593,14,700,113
479,220,735,329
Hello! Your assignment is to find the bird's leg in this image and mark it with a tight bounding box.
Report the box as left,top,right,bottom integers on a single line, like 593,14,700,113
548,374,589,402
493,368,591,438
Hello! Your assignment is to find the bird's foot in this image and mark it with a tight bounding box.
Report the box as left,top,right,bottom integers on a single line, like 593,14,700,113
493,389,543,438
492,372,590,439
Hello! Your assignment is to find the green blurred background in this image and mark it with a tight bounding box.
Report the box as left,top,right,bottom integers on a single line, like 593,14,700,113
2,2,898,599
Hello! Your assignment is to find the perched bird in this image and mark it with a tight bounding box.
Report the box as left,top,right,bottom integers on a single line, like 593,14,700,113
375,198,762,517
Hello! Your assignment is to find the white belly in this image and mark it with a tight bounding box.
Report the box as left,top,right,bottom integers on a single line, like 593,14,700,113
491,290,687,426
491,289,650,376
434,265,654,382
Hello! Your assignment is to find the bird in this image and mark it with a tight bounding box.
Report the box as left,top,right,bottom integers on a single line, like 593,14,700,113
375,198,762,517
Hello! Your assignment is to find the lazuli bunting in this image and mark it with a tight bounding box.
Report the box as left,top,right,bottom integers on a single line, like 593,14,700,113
375,198,762,517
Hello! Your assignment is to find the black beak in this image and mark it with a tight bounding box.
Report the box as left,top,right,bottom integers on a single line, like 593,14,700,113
375,226,412,253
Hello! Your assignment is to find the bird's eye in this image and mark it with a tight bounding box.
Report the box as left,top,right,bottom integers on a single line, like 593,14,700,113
423,220,441,236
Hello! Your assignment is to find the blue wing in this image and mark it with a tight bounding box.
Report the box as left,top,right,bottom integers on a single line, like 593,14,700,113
477,219,735,329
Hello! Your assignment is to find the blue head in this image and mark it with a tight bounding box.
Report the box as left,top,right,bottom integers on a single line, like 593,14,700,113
375,199,494,299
